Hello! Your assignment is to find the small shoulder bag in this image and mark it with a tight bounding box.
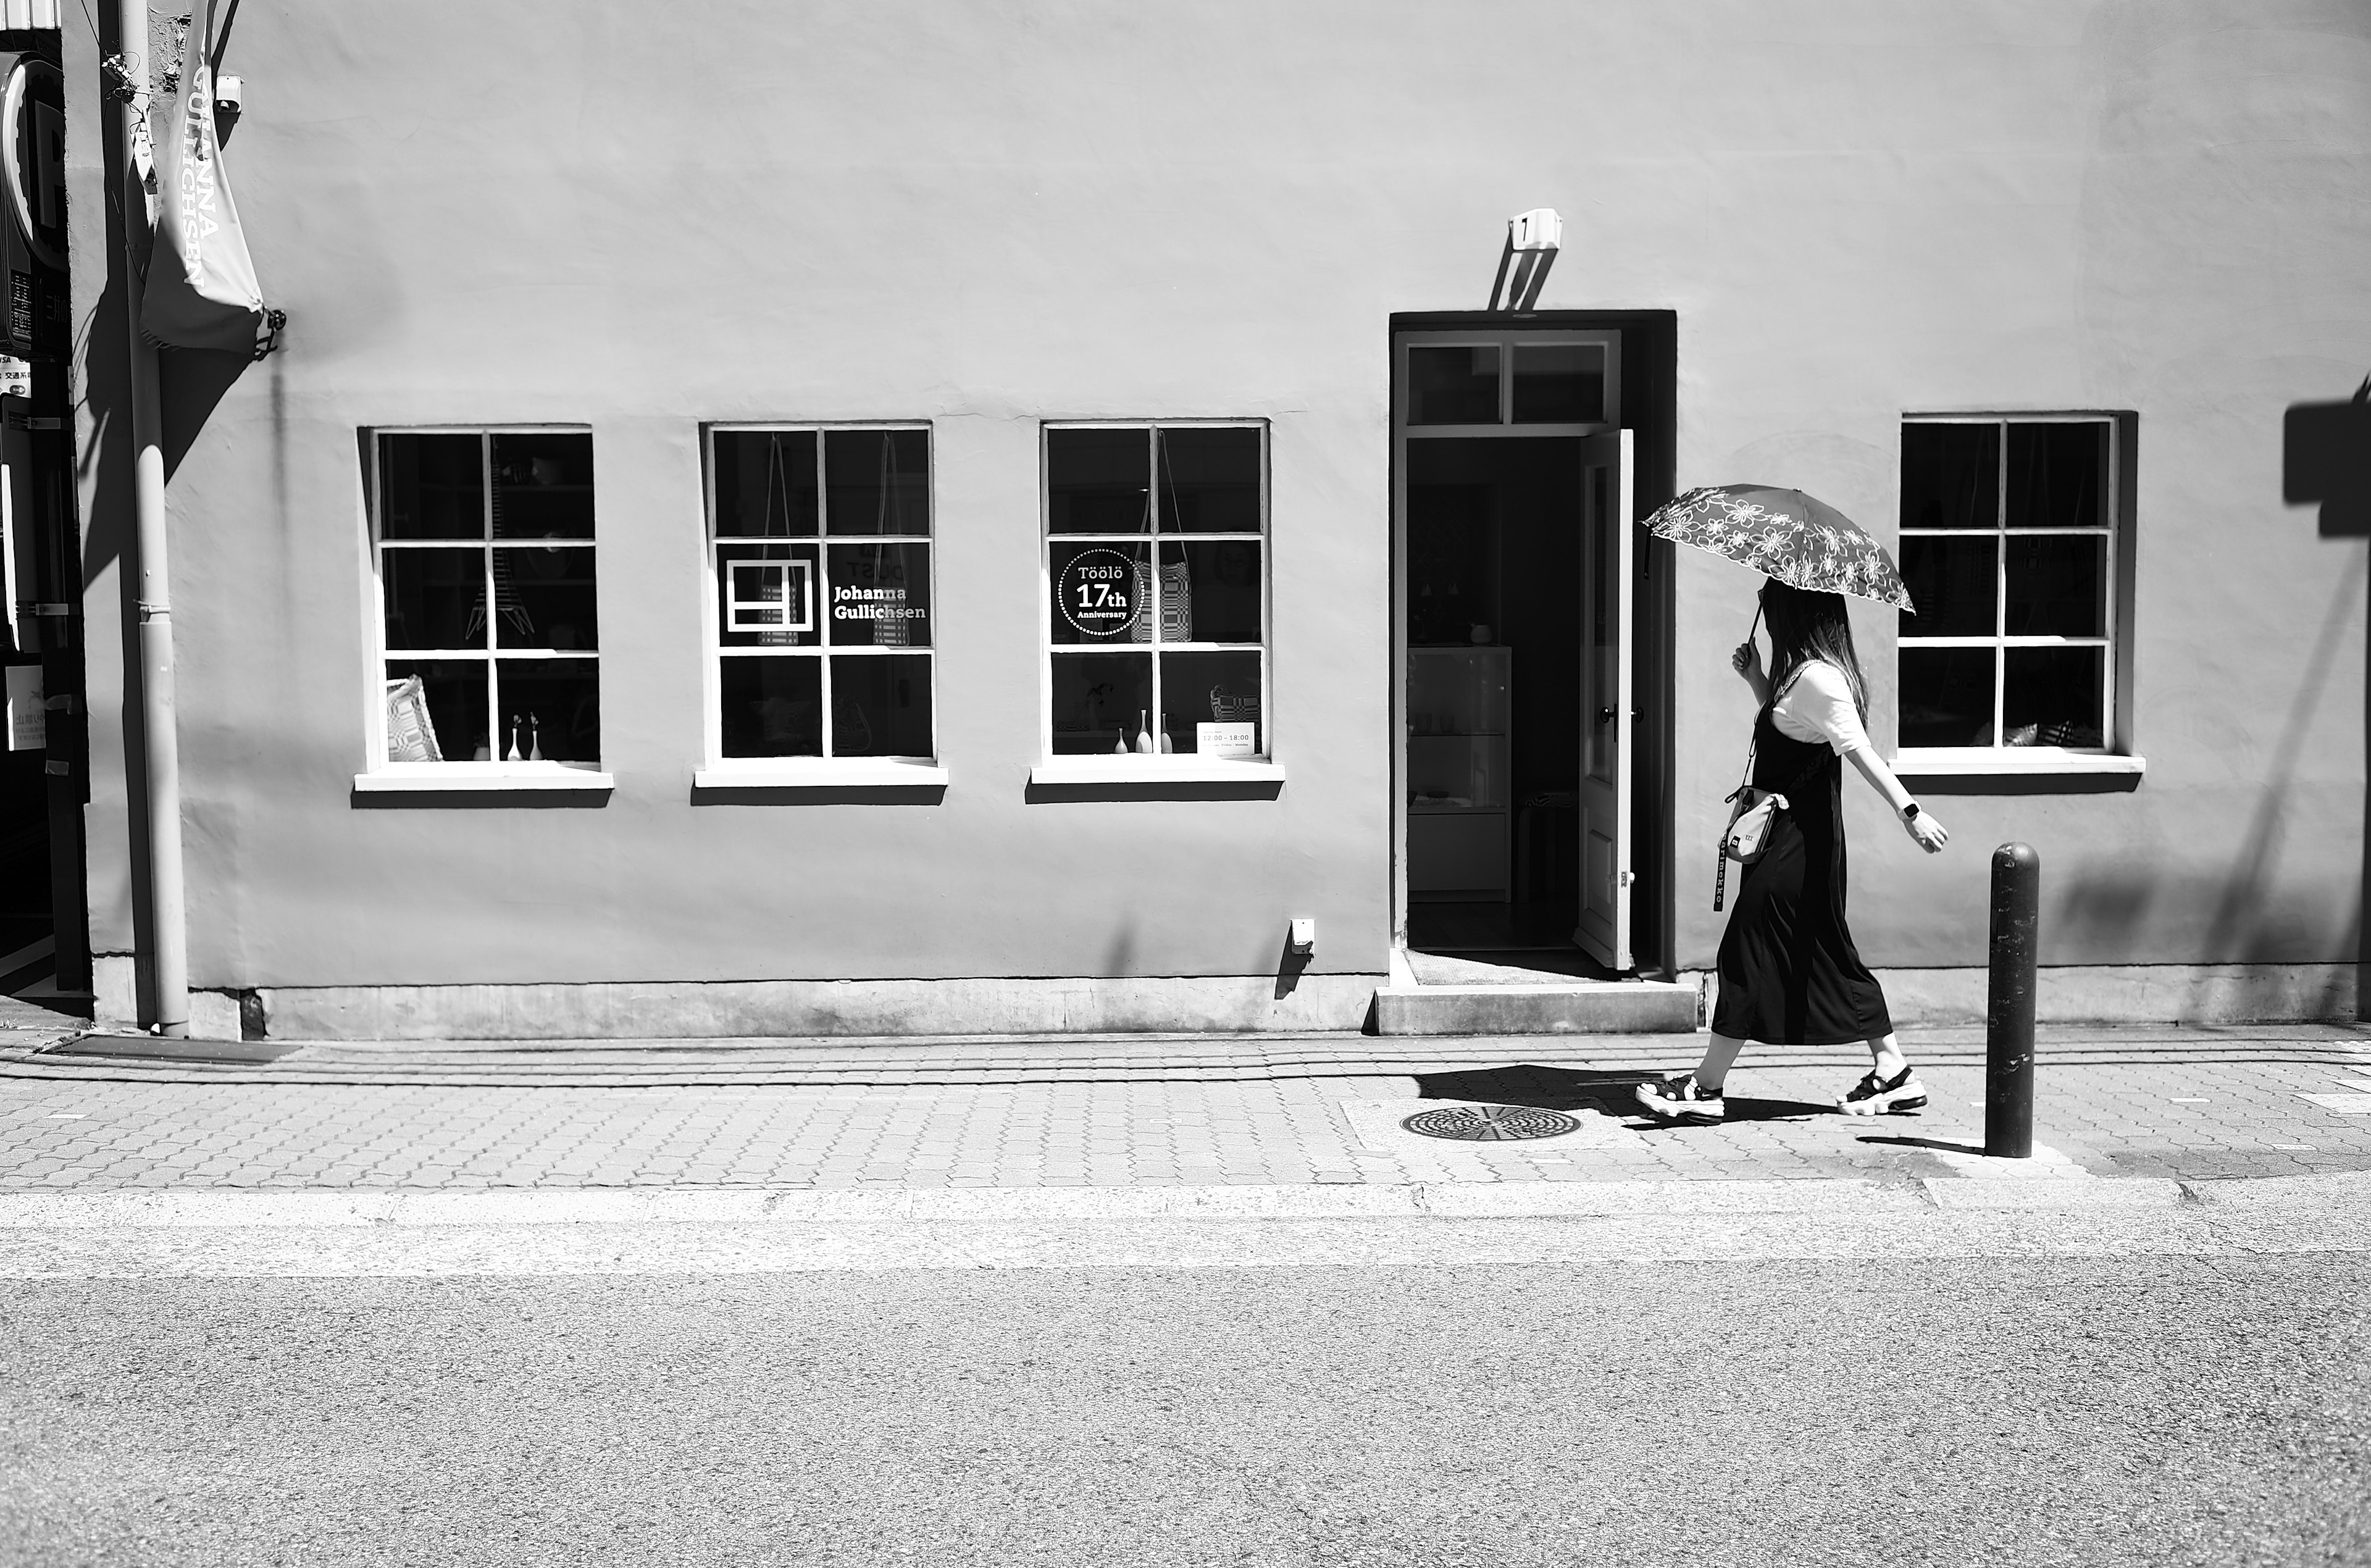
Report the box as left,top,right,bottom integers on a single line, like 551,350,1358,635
1712,732,1829,912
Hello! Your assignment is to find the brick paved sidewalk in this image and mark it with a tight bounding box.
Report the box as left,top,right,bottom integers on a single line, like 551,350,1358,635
3,1015,2367,1190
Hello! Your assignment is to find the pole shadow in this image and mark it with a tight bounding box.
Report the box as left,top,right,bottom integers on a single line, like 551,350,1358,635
2285,378,2371,1021
1855,1133,1980,1156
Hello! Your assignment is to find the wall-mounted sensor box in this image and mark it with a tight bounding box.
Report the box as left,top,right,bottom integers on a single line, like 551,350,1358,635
1509,207,1562,253
1287,917,1316,956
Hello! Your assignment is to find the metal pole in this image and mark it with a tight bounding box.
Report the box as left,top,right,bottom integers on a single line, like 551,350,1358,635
114,0,188,1036
1985,842,2039,1157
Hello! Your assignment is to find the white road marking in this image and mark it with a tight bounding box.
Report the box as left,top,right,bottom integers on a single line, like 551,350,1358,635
0,1175,2361,1279
2297,1094,2371,1113
1,1206,2364,1279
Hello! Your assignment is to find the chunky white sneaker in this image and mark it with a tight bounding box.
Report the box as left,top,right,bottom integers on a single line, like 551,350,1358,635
1839,1064,1928,1116
1633,1072,1726,1124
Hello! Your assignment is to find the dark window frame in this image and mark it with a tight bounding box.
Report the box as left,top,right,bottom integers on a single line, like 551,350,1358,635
1896,412,2137,757
701,422,939,764
1039,419,1273,762
367,425,603,772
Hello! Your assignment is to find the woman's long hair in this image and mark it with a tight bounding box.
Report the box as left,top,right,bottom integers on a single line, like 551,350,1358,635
1761,580,1868,722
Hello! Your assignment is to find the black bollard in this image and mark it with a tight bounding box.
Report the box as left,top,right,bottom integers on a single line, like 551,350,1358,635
1985,843,2041,1158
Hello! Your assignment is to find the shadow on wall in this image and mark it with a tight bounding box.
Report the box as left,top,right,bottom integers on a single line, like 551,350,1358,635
2285,383,2371,1020
2048,506,2359,1022
1100,919,1137,980
2287,382,2371,540
162,348,259,482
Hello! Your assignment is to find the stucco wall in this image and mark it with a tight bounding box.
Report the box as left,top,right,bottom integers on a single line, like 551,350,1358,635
67,0,2371,998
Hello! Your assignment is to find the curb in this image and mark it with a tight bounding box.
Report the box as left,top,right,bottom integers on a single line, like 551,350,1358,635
6,1170,2367,1231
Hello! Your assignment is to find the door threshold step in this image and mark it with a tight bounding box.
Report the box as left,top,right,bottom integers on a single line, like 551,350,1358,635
1373,978,1700,1036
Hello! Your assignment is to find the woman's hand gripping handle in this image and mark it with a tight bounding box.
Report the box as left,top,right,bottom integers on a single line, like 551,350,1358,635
1731,638,1770,706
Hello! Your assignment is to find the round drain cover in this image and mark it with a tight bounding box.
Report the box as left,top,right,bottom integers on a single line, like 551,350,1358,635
1400,1104,1581,1141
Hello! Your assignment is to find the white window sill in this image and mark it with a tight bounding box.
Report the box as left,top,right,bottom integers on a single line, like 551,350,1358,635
1030,756,1285,786
354,763,615,793
693,761,948,791
1890,750,2146,778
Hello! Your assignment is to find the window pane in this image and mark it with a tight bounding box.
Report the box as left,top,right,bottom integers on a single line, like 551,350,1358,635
1408,345,1500,425
1050,651,1152,754
1047,428,1150,533
2007,423,2107,530
2004,535,2105,637
1406,478,1497,646
720,655,822,757
829,653,934,758
491,433,595,539
379,434,483,540
382,546,485,651
1897,535,1996,636
718,543,822,649
1158,540,1261,644
1156,427,1261,532
824,429,931,536
1511,343,1605,424
713,430,818,538
1901,423,1998,531
1586,464,1615,786
385,659,488,761
1161,651,1262,756
2004,646,2104,748
826,542,932,648
493,658,600,765
1899,647,1995,748
498,543,598,651
1048,540,1151,646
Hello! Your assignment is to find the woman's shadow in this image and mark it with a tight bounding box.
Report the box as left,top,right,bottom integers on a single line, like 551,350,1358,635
1414,1064,1833,1125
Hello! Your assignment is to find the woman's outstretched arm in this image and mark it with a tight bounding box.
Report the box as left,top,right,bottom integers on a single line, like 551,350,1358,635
1844,746,1949,854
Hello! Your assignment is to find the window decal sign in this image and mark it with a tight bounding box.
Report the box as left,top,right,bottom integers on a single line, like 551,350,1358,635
1058,548,1140,638
832,582,924,631
729,559,813,633
5,662,40,751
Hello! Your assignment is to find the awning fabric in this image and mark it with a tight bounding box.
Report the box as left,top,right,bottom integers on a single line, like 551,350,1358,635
140,0,269,354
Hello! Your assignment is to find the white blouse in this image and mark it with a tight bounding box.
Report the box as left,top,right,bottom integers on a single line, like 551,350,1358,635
1771,659,1871,757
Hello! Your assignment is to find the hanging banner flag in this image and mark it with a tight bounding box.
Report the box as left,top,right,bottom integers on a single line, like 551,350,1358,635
140,0,271,354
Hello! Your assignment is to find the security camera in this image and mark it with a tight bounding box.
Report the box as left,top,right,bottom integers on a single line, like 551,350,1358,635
212,74,242,143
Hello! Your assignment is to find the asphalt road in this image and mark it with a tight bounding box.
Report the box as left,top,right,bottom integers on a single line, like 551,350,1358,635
4,1253,2365,1567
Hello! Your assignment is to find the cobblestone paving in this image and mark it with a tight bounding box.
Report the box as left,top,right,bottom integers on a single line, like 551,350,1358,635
2,1023,2366,1190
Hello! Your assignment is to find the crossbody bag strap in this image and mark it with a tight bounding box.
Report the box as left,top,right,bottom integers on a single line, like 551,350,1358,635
1713,732,1758,912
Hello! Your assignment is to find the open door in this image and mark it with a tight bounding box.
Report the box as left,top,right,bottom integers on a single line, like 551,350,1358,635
1573,430,1633,969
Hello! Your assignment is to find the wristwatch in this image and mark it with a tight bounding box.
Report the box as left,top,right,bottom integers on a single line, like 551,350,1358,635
1901,802,1922,823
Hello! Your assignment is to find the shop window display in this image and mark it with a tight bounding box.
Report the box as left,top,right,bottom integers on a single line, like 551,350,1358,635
1045,423,1267,758
708,426,934,760
1897,416,2125,753
374,430,601,767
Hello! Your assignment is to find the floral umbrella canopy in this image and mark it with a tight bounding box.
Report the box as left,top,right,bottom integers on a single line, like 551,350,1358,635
1643,485,1914,612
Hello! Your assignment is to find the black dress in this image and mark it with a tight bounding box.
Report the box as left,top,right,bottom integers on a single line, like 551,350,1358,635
1710,697,1894,1046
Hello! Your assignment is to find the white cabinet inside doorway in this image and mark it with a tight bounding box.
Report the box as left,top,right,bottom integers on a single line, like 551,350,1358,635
1407,645,1510,900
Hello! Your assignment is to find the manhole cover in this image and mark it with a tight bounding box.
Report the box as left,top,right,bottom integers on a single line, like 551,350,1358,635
1399,1104,1581,1142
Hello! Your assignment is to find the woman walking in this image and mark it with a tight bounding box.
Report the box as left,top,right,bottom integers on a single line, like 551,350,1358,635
1636,580,1950,1125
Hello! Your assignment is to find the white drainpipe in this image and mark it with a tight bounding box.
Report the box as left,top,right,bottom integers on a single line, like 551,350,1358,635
114,0,189,1036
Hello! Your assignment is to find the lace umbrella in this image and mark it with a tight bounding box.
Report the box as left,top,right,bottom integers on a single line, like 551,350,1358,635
1644,485,1914,612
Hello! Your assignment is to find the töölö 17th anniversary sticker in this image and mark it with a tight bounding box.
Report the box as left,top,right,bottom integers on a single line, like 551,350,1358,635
1057,548,1140,638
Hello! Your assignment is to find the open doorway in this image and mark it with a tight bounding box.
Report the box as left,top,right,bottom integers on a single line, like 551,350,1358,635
1392,320,1667,985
